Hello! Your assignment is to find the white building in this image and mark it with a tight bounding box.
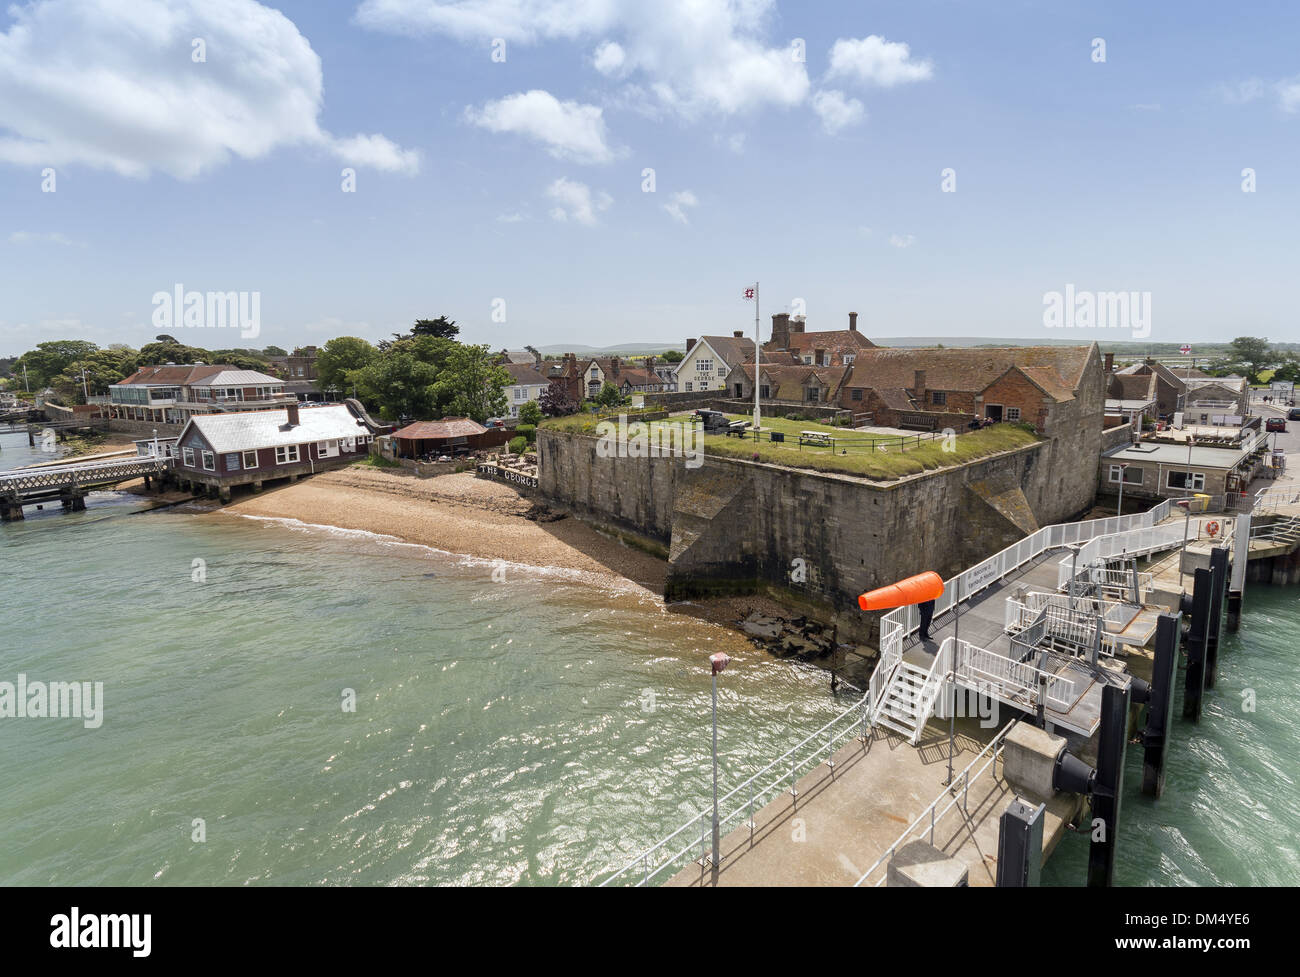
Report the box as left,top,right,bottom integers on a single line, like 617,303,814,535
502,363,550,418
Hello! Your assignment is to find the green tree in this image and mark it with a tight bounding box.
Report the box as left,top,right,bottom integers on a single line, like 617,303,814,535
351,351,439,421
661,349,684,363
433,343,509,423
316,336,378,393
1228,337,1273,382
14,340,99,388
137,340,211,366
262,346,288,357
594,381,623,408
54,347,139,402
518,400,543,425
410,316,459,340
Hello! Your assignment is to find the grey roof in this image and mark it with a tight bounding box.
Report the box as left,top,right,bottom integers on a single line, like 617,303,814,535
184,405,366,453
1103,434,1263,469
503,363,549,386
189,369,283,387
1106,398,1156,410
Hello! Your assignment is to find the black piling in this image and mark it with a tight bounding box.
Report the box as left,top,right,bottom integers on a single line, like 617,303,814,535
995,798,1045,887
1205,547,1229,689
1087,682,1131,887
1182,566,1211,722
1140,613,1180,798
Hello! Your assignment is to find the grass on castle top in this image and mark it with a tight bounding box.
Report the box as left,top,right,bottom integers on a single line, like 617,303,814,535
705,420,1040,479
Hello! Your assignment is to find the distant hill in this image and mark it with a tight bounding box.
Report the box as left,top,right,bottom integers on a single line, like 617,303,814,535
535,342,686,355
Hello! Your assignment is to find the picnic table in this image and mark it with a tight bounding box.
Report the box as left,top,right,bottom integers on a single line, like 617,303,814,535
800,430,833,445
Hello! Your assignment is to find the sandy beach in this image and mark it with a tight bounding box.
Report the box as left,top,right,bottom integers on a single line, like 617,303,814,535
218,466,671,594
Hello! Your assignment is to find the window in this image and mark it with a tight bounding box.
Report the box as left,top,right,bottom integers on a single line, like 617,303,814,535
685,382,693,392
695,358,713,374
1167,470,1205,491
318,440,339,458
1006,407,1021,422
201,450,215,471
182,446,195,467
931,391,947,406
759,385,770,399
1109,465,1142,485
242,450,258,469
802,355,812,364
276,445,300,464
844,354,855,365
515,387,524,400
851,389,863,401
805,387,821,403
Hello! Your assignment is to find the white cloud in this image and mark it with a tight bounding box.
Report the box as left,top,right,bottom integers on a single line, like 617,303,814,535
8,231,81,246
465,90,620,164
811,89,865,134
331,133,421,175
593,40,627,76
360,0,811,119
1219,78,1267,104
827,35,934,88
662,190,698,224
1277,77,1300,113
0,0,417,179
889,234,916,248
546,177,611,226
496,211,528,223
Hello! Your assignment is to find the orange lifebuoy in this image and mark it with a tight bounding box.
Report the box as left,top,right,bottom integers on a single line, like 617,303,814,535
858,571,945,611
1206,520,1220,537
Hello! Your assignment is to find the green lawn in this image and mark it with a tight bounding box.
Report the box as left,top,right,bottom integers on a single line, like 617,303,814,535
542,409,1041,480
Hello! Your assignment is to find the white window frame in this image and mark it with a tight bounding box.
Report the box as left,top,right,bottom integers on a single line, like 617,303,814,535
1167,470,1205,492
1109,465,1142,485
276,445,300,464
242,450,259,469
201,450,215,471
182,446,195,467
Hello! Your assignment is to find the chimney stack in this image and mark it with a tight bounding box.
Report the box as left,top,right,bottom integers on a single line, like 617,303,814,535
734,330,744,338
610,356,621,376
848,312,858,332
1104,351,1115,374
790,316,805,334
771,313,790,349
914,370,927,401
534,349,543,370
686,338,697,353
285,401,300,427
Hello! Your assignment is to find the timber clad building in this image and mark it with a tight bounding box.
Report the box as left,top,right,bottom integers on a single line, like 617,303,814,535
173,402,374,499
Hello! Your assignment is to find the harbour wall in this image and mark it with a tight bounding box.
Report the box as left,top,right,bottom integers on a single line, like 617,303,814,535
538,429,1096,643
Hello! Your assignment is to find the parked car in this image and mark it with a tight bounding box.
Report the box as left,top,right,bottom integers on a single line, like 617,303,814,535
1266,417,1288,432
1289,407,1300,421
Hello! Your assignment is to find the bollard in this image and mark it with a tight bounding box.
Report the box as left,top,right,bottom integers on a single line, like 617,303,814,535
996,798,1046,887
1087,682,1131,887
1140,613,1179,798
1182,566,1211,722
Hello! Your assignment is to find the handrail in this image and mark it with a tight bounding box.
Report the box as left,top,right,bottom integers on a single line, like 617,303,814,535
852,719,1018,887
596,690,870,886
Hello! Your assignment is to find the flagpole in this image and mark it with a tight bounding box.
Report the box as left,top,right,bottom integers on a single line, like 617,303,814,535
753,281,761,434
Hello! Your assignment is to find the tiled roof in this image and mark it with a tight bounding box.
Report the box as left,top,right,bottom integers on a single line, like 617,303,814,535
616,367,665,388
1107,372,1157,402
185,405,366,453
731,363,846,401
779,329,878,362
116,364,225,385
503,363,549,386
699,335,757,368
843,346,1094,401
391,417,488,440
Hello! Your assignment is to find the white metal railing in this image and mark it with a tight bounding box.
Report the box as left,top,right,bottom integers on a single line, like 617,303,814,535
1255,487,1300,512
852,720,1019,887
878,500,1171,670
596,690,871,887
951,640,1076,714
1054,521,1200,590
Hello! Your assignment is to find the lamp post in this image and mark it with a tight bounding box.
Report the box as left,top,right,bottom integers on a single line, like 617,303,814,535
709,651,730,880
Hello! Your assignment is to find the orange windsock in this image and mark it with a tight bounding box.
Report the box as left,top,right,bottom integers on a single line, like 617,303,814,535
857,571,945,611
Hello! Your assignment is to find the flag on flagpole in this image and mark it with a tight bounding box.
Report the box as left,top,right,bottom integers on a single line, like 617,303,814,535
743,287,755,300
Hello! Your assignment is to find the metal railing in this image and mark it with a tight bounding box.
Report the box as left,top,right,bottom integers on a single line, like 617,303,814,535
951,639,1076,713
1254,487,1300,512
595,690,871,886
852,719,1018,887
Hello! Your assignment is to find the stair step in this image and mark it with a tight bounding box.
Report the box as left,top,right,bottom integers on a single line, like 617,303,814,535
874,714,916,737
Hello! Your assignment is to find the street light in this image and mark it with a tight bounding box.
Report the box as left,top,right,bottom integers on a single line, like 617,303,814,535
709,651,730,880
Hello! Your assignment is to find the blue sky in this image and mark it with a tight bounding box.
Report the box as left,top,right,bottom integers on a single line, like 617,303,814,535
2,0,1298,356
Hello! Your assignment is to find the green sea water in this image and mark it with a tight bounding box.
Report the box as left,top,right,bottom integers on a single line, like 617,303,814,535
0,432,847,885
3,430,1298,886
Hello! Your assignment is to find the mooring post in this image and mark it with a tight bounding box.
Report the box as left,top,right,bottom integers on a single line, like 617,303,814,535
1140,613,1180,798
1205,547,1229,689
996,798,1046,887
1087,682,1131,887
1227,513,1250,633
1182,566,1211,722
